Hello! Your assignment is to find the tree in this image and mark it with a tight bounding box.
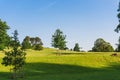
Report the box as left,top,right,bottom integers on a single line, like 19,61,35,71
92,38,114,52
73,43,80,52
30,37,35,46
35,37,43,45
115,2,120,52
2,30,26,79
22,36,43,50
21,36,31,50
51,29,67,50
115,36,120,52
0,19,10,50
34,44,43,50
115,2,120,33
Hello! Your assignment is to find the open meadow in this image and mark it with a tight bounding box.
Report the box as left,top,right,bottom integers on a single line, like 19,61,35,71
0,48,120,80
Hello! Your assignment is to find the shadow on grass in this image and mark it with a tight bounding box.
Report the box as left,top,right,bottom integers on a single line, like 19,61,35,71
1,62,120,80
0,72,9,80
24,62,120,80
52,52,86,55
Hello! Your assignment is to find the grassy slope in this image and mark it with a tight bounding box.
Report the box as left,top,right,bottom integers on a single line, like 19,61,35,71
0,48,120,80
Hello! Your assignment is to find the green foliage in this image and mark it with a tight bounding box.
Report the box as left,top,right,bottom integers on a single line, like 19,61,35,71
33,44,43,50
115,36,120,52
21,36,31,50
22,36,43,51
92,38,114,52
52,29,67,50
1,30,26,79
0,19,10,50
115,2,120,33
73,43,80,52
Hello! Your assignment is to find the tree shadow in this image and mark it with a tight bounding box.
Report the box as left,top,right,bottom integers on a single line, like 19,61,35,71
24,62,120,80
52,51,86,55
1,62,120,80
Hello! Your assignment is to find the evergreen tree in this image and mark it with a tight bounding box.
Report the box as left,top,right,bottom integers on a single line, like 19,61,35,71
115,36,120,52
73,43,80,52
115,1,120,52
115,2,120,32
0,19,10,50
2,30,26,79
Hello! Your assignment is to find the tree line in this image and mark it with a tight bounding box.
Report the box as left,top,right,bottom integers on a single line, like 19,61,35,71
0,19,43,51
51,29,114,52
1,19,120,52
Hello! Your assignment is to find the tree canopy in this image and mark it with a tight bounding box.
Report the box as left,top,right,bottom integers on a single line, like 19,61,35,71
73,43,80,52
0,19,10,50
21,36,43,50
92,38,114,52
2,30,26,79
115,2,120,33
51,29,67,50
115,36,120,52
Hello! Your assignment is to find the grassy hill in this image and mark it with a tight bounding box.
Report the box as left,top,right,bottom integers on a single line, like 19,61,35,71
0,48,120,80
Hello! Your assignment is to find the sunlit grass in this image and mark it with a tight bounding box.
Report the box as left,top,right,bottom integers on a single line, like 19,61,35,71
0,48,120,80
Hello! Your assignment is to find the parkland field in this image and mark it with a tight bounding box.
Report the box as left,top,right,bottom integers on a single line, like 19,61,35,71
0,48,120,80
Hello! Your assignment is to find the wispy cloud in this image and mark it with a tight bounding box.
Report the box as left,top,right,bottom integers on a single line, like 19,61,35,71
39,1,57,11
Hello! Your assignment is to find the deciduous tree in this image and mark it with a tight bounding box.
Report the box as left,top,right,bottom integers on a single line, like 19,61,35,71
51,29,67,50
21,36,31,50
92,38,114,52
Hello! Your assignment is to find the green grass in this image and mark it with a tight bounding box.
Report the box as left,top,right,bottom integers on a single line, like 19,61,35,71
0,48,120,80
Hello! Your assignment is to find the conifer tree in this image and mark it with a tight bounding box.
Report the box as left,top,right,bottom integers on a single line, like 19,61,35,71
2,30,26,79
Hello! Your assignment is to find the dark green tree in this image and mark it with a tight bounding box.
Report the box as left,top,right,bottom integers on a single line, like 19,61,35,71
115,2,120,33
0,19,10,50
2,30,26,79
21,36,31,50
22,36,43,50
30,37,35,46
34,44,43,51
115,36,120,52
115,2,120,52
73,43,80,52
92,38,114,52
51,29,67,50
35,37,43,45
31,37,43,50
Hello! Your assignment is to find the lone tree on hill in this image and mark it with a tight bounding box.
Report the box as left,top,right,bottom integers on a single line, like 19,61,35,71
73,43,80,52
52,29,67,54
2,30,26,79
0,19,10,50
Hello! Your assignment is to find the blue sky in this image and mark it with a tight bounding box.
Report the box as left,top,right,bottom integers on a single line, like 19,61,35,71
0,0,119,51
